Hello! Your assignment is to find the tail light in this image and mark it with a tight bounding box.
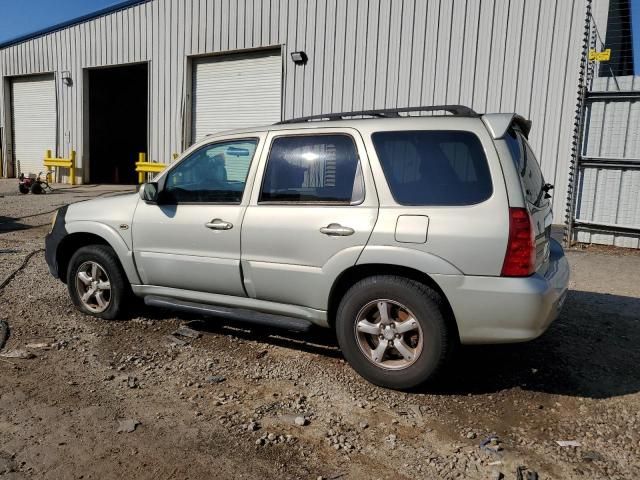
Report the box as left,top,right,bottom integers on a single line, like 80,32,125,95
501,207,535,277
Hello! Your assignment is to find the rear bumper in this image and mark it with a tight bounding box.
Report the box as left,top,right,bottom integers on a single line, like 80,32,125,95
433,238,570,344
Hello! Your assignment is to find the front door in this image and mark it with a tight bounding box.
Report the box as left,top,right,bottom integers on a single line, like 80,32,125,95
241,130,379,311
132,136,263,296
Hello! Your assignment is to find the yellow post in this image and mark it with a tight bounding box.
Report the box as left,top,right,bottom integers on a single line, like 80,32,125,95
138,152,146,184
69,150,76,186
45,150,53,183
44,149,76,185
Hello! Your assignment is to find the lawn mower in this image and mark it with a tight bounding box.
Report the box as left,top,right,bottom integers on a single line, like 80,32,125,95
18,171,54,194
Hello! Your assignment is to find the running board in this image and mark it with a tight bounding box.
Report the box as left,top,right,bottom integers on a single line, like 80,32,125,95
144,295,313,332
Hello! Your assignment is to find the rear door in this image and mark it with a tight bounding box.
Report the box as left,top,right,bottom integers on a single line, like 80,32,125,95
240,129,378,311
504,129,553,271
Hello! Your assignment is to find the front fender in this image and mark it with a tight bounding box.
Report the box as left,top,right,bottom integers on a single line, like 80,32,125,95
66,221,141,285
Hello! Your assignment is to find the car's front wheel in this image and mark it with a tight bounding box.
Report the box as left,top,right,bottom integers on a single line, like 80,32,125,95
67,245,129,320
335,275,452,390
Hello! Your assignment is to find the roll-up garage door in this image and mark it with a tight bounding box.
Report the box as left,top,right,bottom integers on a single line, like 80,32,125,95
191,50,282,143
11,74,56,176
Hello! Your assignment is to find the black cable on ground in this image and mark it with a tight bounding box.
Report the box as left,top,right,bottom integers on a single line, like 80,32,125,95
0,248,44,292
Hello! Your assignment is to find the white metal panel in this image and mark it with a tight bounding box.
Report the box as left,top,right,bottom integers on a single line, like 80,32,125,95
191,50,281,142
0,0,602,209
11,74,56,175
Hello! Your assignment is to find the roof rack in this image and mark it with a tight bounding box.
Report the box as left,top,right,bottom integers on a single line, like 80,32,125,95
277,105,479,124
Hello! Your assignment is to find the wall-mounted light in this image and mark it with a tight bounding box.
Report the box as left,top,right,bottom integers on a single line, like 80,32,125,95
290,51,308,65
61,70,73,86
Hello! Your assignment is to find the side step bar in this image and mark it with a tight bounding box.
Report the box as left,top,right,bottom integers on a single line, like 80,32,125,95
144,295,313,332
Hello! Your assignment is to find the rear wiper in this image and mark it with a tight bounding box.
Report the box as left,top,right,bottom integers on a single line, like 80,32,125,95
533,182,554,206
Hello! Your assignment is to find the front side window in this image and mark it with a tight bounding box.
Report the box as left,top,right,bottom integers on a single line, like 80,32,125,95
371,130,493,206
260,134,363,204
164,139,258,203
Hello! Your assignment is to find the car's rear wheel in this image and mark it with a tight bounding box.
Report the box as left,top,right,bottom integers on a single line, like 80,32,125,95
335,275,451,389
67,245,129,320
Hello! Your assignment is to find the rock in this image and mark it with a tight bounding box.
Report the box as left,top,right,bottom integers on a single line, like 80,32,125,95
0,350,35,359
0,450,16,474
267,433,276,441
490,471,503,480
173,326,202,339
294,416,308,426
247,421,259,431
582,450,605,462
255,438,264,445
206,375,226,384
165,335,187,346
359,421,369,430
466,431,477,439
556,440,581,447
127,376,139,388
117,419,140,433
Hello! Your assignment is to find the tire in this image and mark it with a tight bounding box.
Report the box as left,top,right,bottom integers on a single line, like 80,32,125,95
66,245,130,320
335,275,452,390
30,182,43,194
18,184,29,194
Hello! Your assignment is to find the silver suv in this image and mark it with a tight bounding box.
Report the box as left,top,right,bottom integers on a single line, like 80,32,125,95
45,106,569,389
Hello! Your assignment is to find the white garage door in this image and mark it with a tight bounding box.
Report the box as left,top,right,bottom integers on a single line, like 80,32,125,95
191,51,282,143
11,75,57,176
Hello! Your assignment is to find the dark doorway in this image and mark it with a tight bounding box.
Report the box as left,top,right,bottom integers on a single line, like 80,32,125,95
88,63,147,184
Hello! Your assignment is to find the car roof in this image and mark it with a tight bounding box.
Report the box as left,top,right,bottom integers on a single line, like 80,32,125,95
196,111,530,147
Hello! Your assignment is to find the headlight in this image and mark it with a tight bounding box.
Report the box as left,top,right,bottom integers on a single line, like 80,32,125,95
50,210,59,233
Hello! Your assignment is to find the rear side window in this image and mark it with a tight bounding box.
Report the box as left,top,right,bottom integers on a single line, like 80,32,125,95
371,130,493,206
505,129,545,206
260,134,364,204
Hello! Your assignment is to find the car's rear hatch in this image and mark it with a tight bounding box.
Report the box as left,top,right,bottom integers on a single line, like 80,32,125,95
504,128,553,274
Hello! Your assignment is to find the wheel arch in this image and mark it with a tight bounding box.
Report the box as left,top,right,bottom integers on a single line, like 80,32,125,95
58,222,141,285
327,264,460,341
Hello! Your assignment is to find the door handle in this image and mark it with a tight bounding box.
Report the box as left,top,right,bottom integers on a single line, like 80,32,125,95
320,223,355,236
205,219,233,230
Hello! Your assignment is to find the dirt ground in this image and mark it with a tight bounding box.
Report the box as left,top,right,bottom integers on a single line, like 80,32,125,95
1,179,639,480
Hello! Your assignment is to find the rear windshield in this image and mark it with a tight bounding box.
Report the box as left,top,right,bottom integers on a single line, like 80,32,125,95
505,129,545,207
371,130,493,206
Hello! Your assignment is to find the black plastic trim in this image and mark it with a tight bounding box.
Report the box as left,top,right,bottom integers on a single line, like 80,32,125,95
44,205,69,279
144,295,313,332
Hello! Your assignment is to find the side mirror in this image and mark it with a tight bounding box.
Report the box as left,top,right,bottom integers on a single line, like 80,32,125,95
139,182,159,203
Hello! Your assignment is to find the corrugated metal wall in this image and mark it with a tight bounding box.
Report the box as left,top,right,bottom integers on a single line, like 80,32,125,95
574,75,640,247
0,0,596,223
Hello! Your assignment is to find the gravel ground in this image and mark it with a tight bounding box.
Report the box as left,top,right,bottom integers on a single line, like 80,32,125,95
1,178,639,480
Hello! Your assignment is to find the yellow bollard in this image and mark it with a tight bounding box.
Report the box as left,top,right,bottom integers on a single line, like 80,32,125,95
44,149,76,185
69,150,76,186
138,152,146,184
135,153,165,184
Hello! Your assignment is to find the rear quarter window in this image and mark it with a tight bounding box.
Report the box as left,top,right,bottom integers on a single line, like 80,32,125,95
371,130,493,206
505,129,545,206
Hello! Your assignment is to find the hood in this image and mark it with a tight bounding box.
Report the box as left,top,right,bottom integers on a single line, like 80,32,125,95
65,192,140,246
66,192,140,223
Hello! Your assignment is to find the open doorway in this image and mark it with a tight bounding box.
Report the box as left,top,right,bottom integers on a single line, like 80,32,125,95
88,63,147,184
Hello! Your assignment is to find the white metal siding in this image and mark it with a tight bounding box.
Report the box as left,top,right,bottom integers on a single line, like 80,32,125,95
11,74,56,175
0,0,604,224
574,75,640,247
191,51,281,142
